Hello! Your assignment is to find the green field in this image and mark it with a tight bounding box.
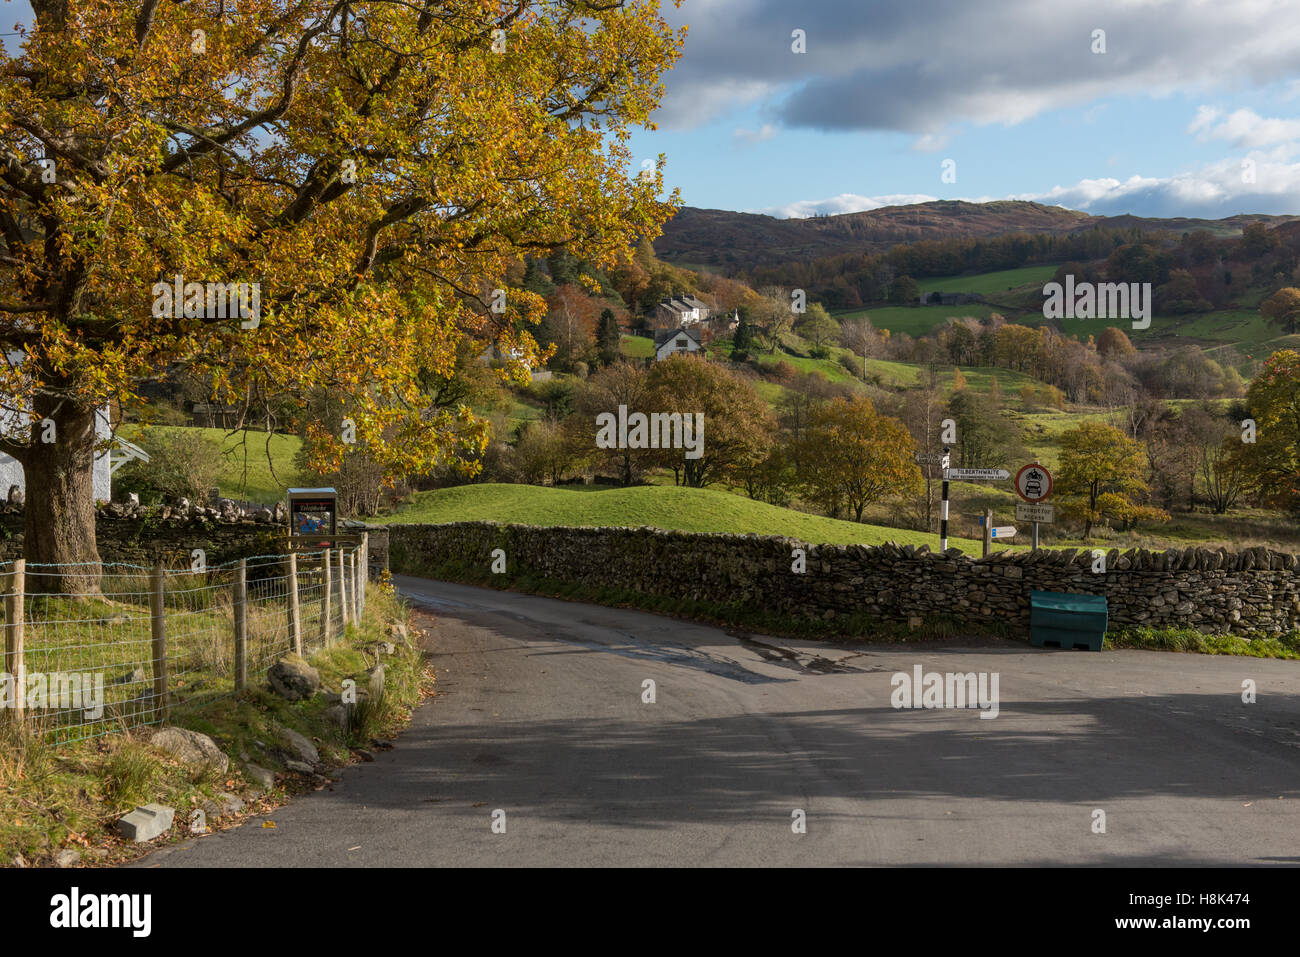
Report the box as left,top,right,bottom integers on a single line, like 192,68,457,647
488,389,544,436
620,334,654,358
748,377,793,405
934,365,1051,406
920,264,1061,296
120,424,307,503
381,482,995,550
831,303,999,337
1131,309,1271,346
860,357,922,389
711,338,879,387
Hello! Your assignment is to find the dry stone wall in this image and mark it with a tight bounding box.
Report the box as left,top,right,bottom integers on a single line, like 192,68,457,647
390,522,1300,635
0,509,390,572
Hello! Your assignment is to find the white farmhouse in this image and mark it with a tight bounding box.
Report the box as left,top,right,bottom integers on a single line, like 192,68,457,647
653,326,703,361
654,295,710,328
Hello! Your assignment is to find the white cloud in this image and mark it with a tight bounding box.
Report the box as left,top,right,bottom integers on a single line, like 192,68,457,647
1082,104,1109,126
1187,105,1222,136
733,123,779,145
752,192,940,218
1036,151,1300,216
911,132,949,153
762,146,1300,219
1188,106,1300,148
654,77,779,130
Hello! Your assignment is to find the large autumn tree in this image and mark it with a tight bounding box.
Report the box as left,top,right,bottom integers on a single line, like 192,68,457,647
1057,421,1165,538
0,0,681,589
644,354,774,488
575,359,649,485
794,395,917,523
1260,288,1300,335
1242,349,1300,517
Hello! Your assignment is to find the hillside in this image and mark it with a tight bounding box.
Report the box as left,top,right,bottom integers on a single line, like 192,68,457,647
657,200,1300,272
831,264,1296,364
119,424,307,504
380,482,997,551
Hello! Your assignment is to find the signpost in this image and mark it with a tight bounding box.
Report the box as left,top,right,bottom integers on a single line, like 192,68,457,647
1014,464,1054,550
916,450,953,551
914,452,950,466
944,464,1011,554
978,511,1018,555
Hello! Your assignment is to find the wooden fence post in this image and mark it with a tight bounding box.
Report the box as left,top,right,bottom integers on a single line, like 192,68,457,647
234,558,248,692
360,532,369,619
288,552,302,656
321,548,332,647
149,563,169,723
342,550,350,628
348,548,357,624
338,547,349,630
4,559,24,721
351,548,361,624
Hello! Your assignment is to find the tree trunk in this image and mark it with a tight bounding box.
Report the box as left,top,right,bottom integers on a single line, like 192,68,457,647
21,396,102,595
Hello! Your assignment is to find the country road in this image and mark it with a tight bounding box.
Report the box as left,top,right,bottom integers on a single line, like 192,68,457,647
142,576,1300,867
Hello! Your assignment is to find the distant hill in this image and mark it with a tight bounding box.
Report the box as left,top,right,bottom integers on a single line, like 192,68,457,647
657,200,1300,271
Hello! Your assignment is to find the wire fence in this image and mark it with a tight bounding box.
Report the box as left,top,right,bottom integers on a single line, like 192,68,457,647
0,538,369,746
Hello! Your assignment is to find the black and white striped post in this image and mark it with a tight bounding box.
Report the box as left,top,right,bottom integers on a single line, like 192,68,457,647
939,448,951,552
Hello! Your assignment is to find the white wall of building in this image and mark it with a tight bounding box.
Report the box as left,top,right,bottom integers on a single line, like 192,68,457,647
0,407,112,503
0,349,112,502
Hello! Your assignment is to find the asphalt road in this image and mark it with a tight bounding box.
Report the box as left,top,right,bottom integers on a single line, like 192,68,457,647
143,576,1300,866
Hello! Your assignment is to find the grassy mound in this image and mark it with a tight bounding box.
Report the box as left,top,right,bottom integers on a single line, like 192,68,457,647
381,482,994,550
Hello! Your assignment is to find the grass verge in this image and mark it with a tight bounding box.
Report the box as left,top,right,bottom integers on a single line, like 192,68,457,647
0,580,431,867
1106,625,1300,659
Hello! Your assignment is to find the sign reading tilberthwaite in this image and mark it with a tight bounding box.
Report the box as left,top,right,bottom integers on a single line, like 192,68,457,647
945,467,1009,481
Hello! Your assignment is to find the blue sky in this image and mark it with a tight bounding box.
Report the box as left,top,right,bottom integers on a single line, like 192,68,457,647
629,0,1300,219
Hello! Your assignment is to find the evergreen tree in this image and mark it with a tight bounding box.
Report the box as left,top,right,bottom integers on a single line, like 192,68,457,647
732,313,756,359
596,309,623,367
522,258,556,297
547,248,582,286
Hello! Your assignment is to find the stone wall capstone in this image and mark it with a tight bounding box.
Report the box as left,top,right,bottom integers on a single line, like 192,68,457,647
389,522,1300,635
